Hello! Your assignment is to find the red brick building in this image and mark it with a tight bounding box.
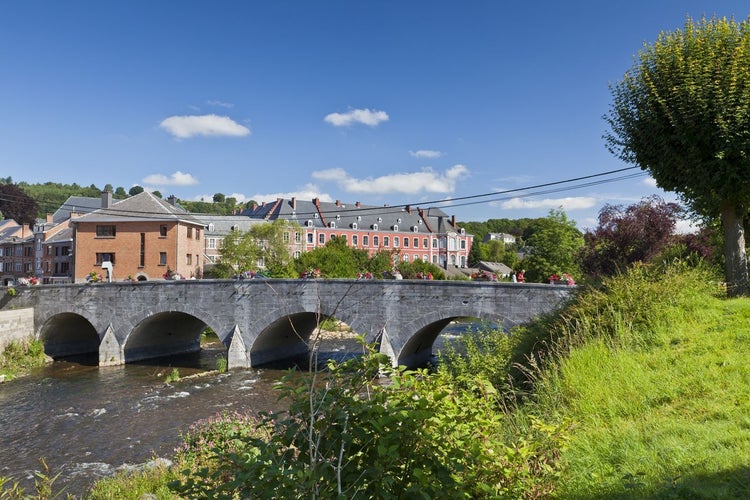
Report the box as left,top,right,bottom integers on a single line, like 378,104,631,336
69,191,206,282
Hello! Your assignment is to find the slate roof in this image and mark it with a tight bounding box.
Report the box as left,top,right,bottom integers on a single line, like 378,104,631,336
192,214,264,235
241,198,464,235
71,191,205,226
44,227,73,243
0,219,23,242
53,196,103,223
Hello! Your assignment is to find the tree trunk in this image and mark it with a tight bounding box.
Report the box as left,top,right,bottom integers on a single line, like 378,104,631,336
720,202,749,297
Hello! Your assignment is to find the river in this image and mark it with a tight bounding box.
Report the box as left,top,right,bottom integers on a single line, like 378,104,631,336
0,326,472,497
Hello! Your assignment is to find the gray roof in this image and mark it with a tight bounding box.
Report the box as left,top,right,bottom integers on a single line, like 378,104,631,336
0,220,23,242
241,198,465,235
71,191,205,226
192,214,264,236
53,196,103,223
44,227,73,243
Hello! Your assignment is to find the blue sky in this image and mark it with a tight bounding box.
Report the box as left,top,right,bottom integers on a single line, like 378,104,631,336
2,1,748,230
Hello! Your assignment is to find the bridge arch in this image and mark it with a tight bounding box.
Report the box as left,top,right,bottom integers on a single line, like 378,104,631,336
122,311,210,363
38,312,100,358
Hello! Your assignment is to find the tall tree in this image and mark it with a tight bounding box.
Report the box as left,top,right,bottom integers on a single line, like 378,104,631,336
521,209,584,283
128,185,144,196
605,16,750,296
0,183,38,225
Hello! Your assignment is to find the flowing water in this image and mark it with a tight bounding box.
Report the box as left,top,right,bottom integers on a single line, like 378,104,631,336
0,326,473,497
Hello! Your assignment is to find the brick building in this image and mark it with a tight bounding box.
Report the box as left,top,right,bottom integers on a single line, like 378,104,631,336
69,191,206,282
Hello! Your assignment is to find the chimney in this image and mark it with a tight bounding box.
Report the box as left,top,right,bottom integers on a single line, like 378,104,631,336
101,190,113,208
452,215,456,227
335,200,341,207
313,197,320,207
355,201,361,208
405,205,411,214
167,195,176,206
291,197,297,210
251,202,258,210
46,214,53,223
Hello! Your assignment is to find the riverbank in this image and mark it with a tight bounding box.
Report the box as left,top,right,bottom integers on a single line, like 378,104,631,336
0,339,51,383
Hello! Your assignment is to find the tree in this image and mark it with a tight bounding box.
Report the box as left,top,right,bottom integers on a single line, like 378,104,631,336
581,196,684,277
152,190,162,199
521,209,584,283
128,185,144,196
605,16,750,295
114,187,127,198
213,193,225,203
215,220,297,278
0,183,38,225
295,236,370,278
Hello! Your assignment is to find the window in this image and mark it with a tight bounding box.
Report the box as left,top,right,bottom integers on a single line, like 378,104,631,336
160,252,167,265
160,225,168,237
307,220,314,227
393,224,399,231
283,232,290,243
423,254,428,262
363,235,369,246
423,238,428,248
384,236,390,247
140,233,145,267
412,226,419,232
307,233,313,244
294,251,301,258
352,222,358,229
187,227,193,238
196,229,201,240
319,233,325,244
208,223,215,232
294,232,301,243
352,235,358,246
432,238,438,248
394,237,399,247
329,221,336,228
403,254,409,262
96,225,116,237
372,223,378,230
96,253,115,265
460,240,466,249
403,237,409,247
208,238,216,249
187,254,192,265
257,257,265,268
373,236,379,247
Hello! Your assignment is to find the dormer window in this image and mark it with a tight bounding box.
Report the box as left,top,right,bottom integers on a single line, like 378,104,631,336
208,223,215,232
397,218,402,223
393,225,399,231
377,217,382,222
336,214,341,220
352,222,358,229
460,228,466,235
373,223,379,230
357,215,362,221
329,221,336,228
418,219,423,224
314,213,319,219
412,226,419,232
307,220,314,227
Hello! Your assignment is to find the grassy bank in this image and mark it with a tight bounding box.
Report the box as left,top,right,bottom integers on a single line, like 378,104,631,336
0,339,49,382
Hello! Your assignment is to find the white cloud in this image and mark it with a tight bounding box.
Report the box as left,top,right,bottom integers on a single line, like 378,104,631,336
409,149,443,159
159,114,251,139
142,171,199,186
207,100,234,108
497,196,598,211
643,176,658,187
194,185,335,205
324,108,389,127
312,164,469,194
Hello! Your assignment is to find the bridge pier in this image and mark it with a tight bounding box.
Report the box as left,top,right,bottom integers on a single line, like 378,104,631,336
99,325,124,366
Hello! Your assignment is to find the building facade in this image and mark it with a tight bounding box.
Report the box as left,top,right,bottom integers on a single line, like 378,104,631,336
242,197,473,269
69,191,206,282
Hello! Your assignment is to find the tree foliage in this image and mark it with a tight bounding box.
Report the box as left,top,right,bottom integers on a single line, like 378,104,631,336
215,220,297,278
605,16,750,295
521,209,584,283
0,182,38,225
295,237,370,278
581,196,684,277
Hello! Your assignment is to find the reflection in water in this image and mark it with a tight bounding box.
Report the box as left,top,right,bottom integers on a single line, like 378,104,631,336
0,323,483,497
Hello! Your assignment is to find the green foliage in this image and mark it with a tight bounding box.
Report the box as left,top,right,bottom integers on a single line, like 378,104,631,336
215,356,228,373
295,236,370,278
87,460,178,499
0,458,62,500
521,208,584,283
169,340,566,498
215,220,298,278
164,368,180,384
396,259,445,280
0,339,48,382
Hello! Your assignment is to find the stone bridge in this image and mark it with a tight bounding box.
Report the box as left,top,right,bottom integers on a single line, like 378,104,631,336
1,279,576,369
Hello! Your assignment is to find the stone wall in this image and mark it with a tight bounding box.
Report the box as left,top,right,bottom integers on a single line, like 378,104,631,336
0,307,35,350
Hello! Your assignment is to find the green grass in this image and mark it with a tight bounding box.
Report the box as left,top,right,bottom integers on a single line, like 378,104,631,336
0,339,49,382
526,264,750,498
